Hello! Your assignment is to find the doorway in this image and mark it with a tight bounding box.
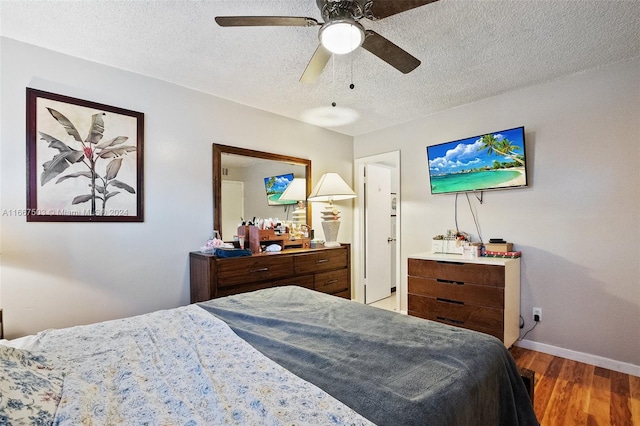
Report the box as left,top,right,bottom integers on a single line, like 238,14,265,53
354,151,400,312
221,180,244,240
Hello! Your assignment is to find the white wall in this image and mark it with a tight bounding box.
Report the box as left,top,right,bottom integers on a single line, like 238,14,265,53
0,38,353,337
354,58,640,370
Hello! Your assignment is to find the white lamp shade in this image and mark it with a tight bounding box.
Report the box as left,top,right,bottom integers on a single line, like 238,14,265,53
308,173,356,202
279,178,307,202
319,20,364,55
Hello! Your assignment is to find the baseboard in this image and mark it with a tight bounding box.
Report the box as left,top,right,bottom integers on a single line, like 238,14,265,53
516,339,640,377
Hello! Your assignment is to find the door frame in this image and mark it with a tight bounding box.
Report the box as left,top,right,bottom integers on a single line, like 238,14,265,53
354,151,401,312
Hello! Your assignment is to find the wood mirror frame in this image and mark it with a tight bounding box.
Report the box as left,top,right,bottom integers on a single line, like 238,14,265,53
213,144,312,239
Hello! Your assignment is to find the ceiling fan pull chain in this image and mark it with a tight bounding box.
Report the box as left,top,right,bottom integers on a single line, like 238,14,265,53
350,55,354,89
332,53,336,84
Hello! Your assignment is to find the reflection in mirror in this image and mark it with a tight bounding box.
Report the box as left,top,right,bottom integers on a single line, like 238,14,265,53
221,154,306,239
213,144,311,241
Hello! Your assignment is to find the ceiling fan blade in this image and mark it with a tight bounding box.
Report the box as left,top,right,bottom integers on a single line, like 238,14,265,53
215,16,319,27
300,44,332,84
362,30,420,74
368,0,439,20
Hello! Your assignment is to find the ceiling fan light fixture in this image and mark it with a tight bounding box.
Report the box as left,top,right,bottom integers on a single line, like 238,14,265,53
319,20,364,54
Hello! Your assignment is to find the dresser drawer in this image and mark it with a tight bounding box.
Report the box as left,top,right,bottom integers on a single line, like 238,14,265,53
408,259,505,287
408,295,504,333
332,289,351,299
216,255,294,287
408,276,504,309
315,269,349,295
217,274,314,297
409,304,504,341
295,248,348,274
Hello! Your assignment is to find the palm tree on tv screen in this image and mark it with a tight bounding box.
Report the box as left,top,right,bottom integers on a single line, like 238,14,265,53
479,134,525,166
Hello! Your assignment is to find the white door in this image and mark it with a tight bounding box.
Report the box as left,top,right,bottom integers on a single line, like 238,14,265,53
364,164,392,304
221,180,244,241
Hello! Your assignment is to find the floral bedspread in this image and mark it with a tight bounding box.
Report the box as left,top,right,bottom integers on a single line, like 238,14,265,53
37,305,373,425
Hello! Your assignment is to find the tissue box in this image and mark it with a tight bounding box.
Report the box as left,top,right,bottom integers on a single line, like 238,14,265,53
432,239,465,255
310,240,325,249
484,242,513,252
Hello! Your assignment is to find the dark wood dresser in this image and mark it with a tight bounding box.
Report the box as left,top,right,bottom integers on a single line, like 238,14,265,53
408,252,520,347
190,244,351,303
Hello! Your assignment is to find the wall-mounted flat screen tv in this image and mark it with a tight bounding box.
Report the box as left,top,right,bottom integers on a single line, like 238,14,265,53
263,173,298,206
427,126,528,195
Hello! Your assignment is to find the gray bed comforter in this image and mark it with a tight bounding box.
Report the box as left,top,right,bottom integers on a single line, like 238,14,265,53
199,286,539,426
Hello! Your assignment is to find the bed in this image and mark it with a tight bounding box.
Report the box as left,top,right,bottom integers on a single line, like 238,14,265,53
0,286,538,425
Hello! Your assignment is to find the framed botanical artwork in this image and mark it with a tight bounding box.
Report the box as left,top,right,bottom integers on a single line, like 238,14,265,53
26,88,144,222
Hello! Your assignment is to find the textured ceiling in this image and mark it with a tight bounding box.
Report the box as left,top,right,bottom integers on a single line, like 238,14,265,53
1,0,639,136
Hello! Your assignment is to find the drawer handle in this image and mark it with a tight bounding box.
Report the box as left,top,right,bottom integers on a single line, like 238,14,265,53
437,278,464,285
436,261,465,266
437,316,464,325
436,297,464,305
324,279,338,285
250,267,269,273
316,259,329,263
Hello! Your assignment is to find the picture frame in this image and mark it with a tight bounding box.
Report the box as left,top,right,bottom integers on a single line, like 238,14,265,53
26,88,144,222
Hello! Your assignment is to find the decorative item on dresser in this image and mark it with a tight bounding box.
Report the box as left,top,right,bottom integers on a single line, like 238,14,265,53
407,252,521,347
238,225,310,254
190,244,351,302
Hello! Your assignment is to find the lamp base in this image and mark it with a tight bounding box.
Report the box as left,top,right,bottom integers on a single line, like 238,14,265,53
291,206,306,224
324,241,341,248
321,220,340,247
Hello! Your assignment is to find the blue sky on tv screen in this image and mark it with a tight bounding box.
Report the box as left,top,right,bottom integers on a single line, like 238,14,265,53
427,128,525,175
264,173,293,192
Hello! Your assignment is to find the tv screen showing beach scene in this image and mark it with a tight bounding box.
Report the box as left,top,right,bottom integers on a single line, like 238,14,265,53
427,126,527,195
263,173,298,206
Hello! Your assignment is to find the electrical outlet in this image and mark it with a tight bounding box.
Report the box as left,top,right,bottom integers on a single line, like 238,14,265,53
533,307,542,322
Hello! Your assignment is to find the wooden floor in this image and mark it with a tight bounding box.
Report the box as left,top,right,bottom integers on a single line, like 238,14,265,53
510,346,640,426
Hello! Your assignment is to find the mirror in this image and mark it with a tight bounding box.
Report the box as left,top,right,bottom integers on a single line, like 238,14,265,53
213,144,312,240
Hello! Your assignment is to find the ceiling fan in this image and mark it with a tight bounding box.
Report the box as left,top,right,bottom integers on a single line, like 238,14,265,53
215,0,439,83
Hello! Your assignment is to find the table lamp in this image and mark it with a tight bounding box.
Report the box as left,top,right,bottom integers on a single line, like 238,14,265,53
307,172,356,247
279,177,307,225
